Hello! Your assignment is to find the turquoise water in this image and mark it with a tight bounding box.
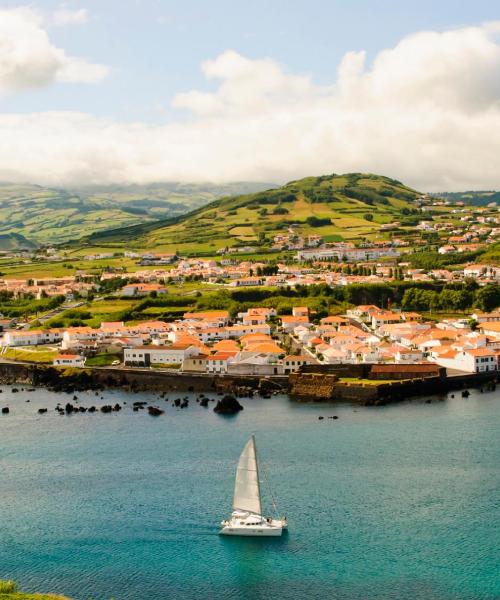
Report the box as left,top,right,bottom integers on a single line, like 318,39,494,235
0,386,499,600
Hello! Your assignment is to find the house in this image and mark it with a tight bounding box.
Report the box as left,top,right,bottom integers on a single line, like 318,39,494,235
471,311,500,324
124,344,200,367
370,311,402,330
121,283,167,297
394,347,424,364
2,329,63,347
280,315,310,332
478,321,500,339
292,307,309,318
346,305,379,322
226,323,271,338
181,355,208,372
206,351,238,373
320,315,350,328
282,355,311,374
183,311,230,327
53,354,86,368
434,347,499,373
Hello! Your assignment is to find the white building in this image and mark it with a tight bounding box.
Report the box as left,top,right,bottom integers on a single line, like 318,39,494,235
435,348,499,373
53,354,86,368
2,329,63,347
124,344,200,366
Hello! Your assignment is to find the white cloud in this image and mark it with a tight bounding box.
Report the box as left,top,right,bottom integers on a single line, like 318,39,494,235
52,7,88,26
0,7,107,92
1,22,500,189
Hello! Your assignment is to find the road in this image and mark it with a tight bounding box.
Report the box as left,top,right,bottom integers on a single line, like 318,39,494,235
20,301,87,330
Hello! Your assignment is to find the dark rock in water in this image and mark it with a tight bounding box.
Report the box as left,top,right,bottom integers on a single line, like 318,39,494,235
88,406,96,413
331,415,339,420
200,397,209,407
26,399,30,403
425,399,431,404
65,403,75,414
462,390,470,398
73,395,78,401
213,395,243,415
100,405,112,413
133,401,147,407
38,408,47,414
180,400,188,409
174,398,181,407
133,406,139,412
2,407,9,414
451,394,454,398
318,416,324,420
79,406,87,412
148,406,164,416
113,403,121,412
11,388,19,393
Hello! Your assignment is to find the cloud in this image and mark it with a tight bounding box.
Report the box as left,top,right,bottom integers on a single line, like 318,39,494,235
0,7,107,91
52,7,88,26
1,22,500,189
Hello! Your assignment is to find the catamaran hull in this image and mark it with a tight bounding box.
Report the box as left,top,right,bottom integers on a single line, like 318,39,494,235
220,516,287,537
220,525,283,537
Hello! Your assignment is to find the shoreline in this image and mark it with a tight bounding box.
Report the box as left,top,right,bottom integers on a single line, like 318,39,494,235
0,362,497,406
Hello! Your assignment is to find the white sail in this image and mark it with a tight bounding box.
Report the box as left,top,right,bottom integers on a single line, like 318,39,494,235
233,435,262,515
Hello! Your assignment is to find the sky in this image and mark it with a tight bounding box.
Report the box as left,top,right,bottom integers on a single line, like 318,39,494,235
0,0,500,190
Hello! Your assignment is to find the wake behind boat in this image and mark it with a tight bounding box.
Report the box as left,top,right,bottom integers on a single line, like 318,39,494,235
220,434,287,537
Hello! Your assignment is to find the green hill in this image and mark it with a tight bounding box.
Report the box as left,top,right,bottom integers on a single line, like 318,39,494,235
0,181,275,246
84,172,421,253
0,233,38,251
432,190,500,207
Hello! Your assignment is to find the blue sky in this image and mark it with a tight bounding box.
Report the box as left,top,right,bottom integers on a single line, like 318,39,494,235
0,1,500,189
2,0,499,122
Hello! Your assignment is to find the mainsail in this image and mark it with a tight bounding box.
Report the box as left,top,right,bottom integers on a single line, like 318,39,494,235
233,435,262,515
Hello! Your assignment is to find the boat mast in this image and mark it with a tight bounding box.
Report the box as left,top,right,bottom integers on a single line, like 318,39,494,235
252,434,262,514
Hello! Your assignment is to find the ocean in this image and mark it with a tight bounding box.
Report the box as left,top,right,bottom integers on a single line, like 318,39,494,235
0,385,499,600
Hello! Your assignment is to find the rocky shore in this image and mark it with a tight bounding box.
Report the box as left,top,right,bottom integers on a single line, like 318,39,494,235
0,362,497,408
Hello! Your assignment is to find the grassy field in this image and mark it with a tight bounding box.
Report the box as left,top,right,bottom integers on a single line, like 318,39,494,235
42,298,140,329
85,352,120,366
2,347,58,363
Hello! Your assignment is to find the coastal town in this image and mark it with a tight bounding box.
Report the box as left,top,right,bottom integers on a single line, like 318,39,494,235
2,289,500,376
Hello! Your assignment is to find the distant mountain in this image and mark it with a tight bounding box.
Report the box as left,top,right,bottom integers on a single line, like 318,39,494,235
432,191,500,206
0,181,276,245
0,232,38,251
84,172,420,253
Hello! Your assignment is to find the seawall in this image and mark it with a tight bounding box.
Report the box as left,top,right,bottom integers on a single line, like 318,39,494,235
0,363,288,395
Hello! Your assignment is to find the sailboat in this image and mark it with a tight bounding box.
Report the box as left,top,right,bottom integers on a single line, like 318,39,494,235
220,434,288,536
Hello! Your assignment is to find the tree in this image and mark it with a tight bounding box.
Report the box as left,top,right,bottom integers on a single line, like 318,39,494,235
475,284,500,313
364,213,374,221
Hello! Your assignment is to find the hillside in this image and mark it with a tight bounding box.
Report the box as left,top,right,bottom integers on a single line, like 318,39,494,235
85,173,420,253
432,190,500,207
0,181,275,246
0,233,38,251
